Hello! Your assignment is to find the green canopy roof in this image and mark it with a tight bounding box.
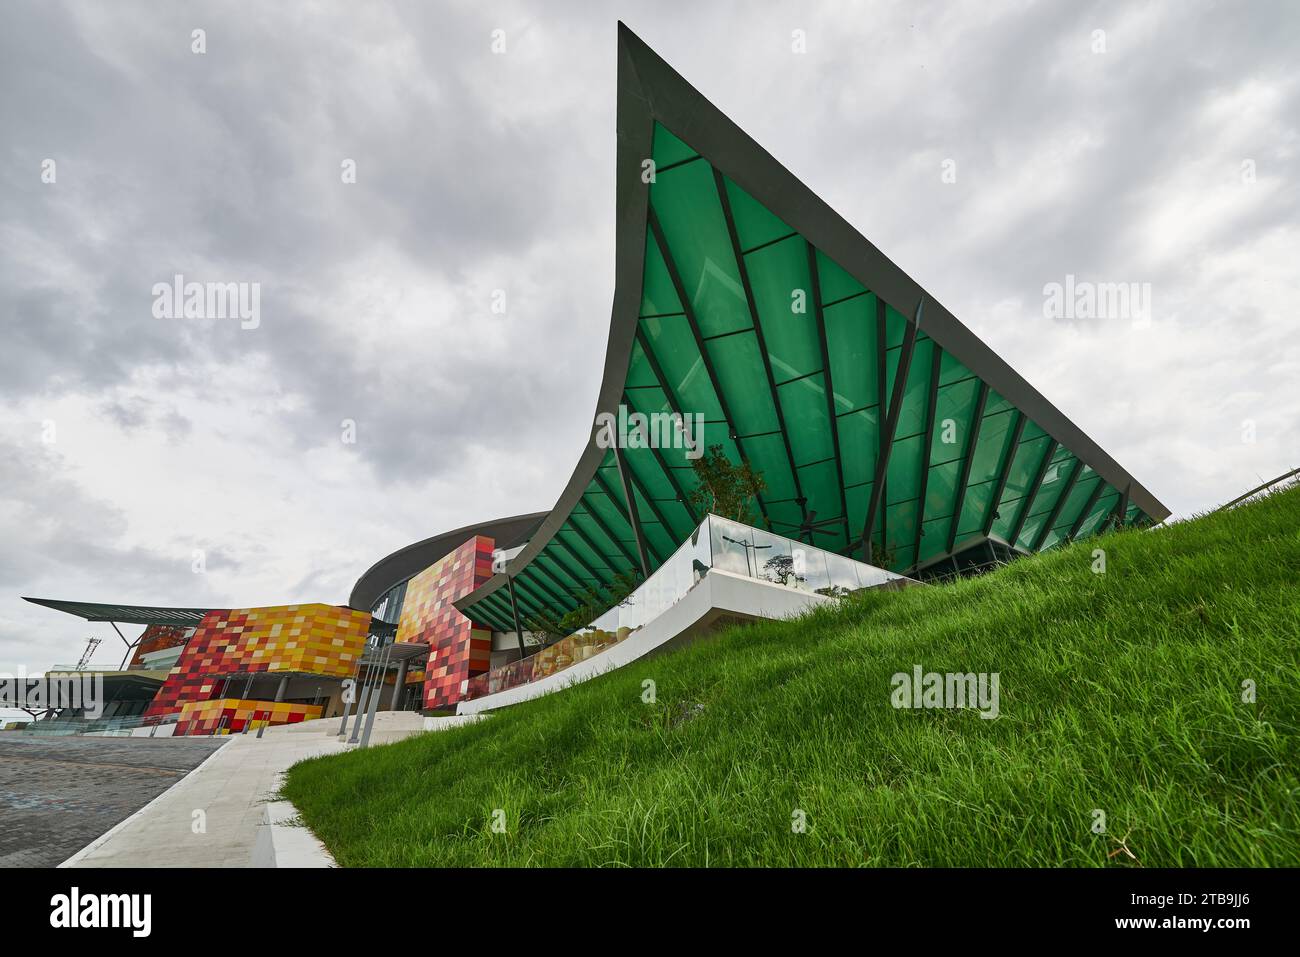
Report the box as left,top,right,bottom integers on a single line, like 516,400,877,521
455,24,1168,633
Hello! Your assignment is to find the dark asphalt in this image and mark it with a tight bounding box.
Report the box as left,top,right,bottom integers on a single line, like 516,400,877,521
0,734,226,867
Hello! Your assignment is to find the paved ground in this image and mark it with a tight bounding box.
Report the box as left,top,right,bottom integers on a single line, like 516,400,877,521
65,711,430,868
0,735,226,867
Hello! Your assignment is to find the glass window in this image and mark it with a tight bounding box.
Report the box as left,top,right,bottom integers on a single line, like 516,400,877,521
792,542,831,593
824,551,861,594
750,526,793,585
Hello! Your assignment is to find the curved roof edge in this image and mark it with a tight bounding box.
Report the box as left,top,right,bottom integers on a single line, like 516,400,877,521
454,22,1171,618
348,511,547,612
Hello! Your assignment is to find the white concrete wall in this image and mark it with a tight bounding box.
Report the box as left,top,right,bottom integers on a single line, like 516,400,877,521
458,570,830,714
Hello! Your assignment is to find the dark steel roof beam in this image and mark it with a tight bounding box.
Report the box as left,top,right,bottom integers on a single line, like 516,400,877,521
1009,439,1059,546
983,411,1026,537
860,300,922,562
1034,458,1084,551
946,381,991,555
647,204,771,526
712,168,805,522
806,239,852,542
1068,476,1107,541
911,346,945,569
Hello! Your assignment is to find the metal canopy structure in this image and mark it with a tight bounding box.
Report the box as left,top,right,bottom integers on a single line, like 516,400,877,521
21,597,214,626
453,23,1169,633
349,511,546,612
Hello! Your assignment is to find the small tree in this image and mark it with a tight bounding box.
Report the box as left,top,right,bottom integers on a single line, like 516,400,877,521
688,444,767,525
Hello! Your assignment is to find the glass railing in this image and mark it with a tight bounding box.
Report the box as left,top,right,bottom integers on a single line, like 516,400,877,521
465,514,909,701
18,713,171,737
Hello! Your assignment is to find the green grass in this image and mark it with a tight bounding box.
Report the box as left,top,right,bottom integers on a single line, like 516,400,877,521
283,486,1300,866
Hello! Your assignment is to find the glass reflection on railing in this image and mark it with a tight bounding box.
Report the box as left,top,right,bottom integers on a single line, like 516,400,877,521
465,514,909,700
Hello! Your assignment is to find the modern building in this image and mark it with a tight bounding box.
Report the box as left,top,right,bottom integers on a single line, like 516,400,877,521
20,25,1168,735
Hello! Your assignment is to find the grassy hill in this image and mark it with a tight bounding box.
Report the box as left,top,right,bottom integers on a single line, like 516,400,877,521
283,486,1299,866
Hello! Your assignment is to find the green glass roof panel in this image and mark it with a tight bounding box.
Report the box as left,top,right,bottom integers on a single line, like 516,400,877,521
764,498,805,532
778,373,835,464
845,482,873,544
937,351,976,388
740,431,798,500
625,339,661,389
537,551,586,591
837,407,879,487
885,499,919,569
623,444,681,505
723,175,794,251
640,316,726,421
918,514,954,564
1078,488,1120,538
639,227,683,318
883,338,934,440
955,478,997,540
884,303,910,350
570,512,635,572
990,433,1053,540
1052,470,1101,533
984,388,1014,418
1016,510,1050,551
651,122,698,169
886,433,924,505
747,240,822,380
924,459,962,521
814,248,868,305
1020,419,1048,444
951,410,1021,539
823,293,879,412
706,332,780,435
967,408,1018,481
650,162,751,338
1023,449,1078,520
797,458,846,526
929,376,981,466
557,525,613,573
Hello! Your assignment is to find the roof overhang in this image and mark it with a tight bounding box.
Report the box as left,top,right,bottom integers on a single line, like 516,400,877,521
451,25,1170,634
21,597,214,626
348,511,547,612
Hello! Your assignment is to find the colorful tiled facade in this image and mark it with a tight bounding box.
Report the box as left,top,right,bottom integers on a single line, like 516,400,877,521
395,536,495,710
145,603,371,723
128,624,190,667
175,697,323,736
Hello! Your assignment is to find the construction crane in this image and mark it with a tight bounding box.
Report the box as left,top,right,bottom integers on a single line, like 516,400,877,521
74,636,101,671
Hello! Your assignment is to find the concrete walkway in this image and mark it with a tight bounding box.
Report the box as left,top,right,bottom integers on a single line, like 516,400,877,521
0,735,226,867
63,711,430,868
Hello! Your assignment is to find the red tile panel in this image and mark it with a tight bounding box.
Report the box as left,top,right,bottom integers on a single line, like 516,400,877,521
128,624,189,667
395,536,495,710
174,697,323,736
145,603,370,726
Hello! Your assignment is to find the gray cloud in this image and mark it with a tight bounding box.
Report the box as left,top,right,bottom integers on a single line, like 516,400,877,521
2,0,1298,675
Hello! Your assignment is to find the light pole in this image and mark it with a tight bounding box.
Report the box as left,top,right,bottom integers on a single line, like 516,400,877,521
721,535,772,579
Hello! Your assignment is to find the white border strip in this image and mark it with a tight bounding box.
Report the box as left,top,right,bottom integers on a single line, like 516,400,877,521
58,738,232,868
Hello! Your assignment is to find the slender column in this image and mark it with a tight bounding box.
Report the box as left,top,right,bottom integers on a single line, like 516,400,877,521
359,643,392,749
347,654,376,745
390,659,408,709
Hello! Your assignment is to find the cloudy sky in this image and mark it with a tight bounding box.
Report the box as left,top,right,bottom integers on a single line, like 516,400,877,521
1,0,1297,678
